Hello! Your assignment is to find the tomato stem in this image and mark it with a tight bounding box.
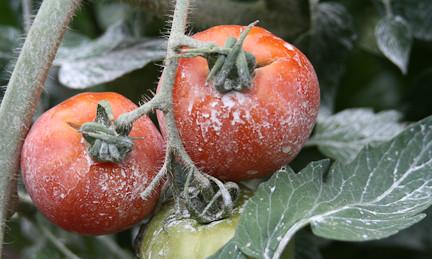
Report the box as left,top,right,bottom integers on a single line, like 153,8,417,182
177,47,231,57
209,21,258,93
140,150,173,200
207,37,236,83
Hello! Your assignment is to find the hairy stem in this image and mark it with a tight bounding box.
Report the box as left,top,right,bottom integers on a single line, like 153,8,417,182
156,0,210,189
140,150,172,200
115,94,164,134
178,35,215,49
131,0,200,199
0,0,81,253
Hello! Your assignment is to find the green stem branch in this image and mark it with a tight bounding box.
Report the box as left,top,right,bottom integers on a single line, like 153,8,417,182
151,0,212,193
0,0,81,254
115,95,164,134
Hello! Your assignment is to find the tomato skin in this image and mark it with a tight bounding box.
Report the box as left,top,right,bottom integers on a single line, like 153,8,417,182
140,203,239,259
159,25,320,181
21,92,165,235
140,192,250,259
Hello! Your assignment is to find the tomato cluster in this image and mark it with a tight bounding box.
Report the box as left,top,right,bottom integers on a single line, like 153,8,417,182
20,25,319,239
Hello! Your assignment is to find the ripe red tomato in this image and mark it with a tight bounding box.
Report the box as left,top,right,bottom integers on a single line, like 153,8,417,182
21,92,165,235
158,25,320,181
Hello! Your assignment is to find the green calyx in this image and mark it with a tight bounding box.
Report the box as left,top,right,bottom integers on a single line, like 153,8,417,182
77,100,134,163
207,22,258,93
207,39,256,93
177,21,258,93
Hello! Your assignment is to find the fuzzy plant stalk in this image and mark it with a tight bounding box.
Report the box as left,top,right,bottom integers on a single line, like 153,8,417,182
0,0,82,253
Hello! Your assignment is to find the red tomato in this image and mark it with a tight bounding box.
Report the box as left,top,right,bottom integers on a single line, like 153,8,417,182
21,92,164,235
158,25,320,181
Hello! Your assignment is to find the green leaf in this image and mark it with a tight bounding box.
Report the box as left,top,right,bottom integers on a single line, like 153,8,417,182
209,237,296,259
55,21,166,88
55,21,140,62
225,115,432,258
296,1,356,112
375,15,413,74
393,0,432,41
209,231,318,259
372,207,432,251
309,109,404,162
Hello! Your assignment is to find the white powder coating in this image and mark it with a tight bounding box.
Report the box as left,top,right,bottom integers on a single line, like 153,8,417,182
282,146,292,154
153,26,321,182
173,46,319,180
284,42,295,51
20,93,165,235
221,94,236,109
23,133,161,234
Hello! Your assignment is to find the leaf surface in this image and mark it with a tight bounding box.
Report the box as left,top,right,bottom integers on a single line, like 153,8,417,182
309,109,404,162
375,15,412,74
221,116,432,259
55,22,166,88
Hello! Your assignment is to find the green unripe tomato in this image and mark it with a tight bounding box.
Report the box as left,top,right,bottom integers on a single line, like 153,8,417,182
139,191,294,259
